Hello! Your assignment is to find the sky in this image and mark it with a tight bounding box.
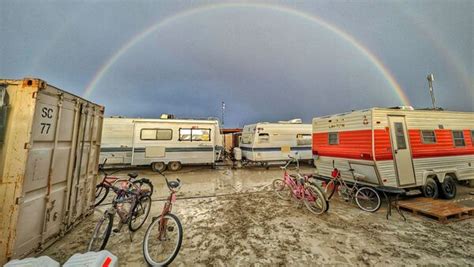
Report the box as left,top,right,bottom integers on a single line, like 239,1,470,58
1,0,472,127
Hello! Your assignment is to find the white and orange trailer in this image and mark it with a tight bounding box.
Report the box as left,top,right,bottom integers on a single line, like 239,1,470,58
312,107,474,199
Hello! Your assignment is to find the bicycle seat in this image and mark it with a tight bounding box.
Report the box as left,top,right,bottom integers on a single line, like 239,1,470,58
128,172,138,179
168,180,180,189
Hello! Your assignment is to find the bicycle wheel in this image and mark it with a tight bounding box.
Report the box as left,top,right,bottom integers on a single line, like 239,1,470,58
88,211,113,251
324,180,337,200
133,179,154,196
143,213,183,266
94,184,109,207
303,183,328,215
129,195,152,232
355,187,381,212
272,179,291,200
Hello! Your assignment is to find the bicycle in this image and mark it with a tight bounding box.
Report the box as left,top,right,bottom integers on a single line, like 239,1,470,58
88,179,153,251
94,158,154,207
324,161,381,212
143,171,183,266
272,156,328,215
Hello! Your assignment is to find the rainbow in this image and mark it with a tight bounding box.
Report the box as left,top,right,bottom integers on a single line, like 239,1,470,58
83,3,411,106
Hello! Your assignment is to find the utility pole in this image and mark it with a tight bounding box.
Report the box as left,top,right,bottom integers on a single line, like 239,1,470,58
221,101,225,126
427,74,436,109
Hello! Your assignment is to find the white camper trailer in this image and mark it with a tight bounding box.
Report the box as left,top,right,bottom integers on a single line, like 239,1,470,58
237,119,313,164
312,107,474,199
100,117,223,171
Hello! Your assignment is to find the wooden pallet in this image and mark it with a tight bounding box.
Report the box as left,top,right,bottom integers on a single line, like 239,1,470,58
397,197,474,224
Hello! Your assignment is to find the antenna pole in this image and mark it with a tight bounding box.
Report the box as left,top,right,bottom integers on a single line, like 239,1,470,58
221,101,225,126
427,74,436,109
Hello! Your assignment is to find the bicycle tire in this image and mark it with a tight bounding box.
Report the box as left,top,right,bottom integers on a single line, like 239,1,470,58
128,195,152,232
133,179,154,196
324,180,337,200
272,179,291,200
355,186,381,212
143,213,183,266
303,183,328,215
94,184,109,207
88,211,113,251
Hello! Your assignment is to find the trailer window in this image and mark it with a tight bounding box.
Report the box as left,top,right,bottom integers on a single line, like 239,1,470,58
394,122,407,149
328,132,339,145
452,130,465,147
258,133,270,143
179,128,211,142
471,130,474,146
140,129,172,140
421,130,436,144
296,134,311,146
192,129,211,141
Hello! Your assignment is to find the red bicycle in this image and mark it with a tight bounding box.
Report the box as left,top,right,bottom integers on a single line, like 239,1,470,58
142,171,182,266
272,156,328,215
94,158,153,207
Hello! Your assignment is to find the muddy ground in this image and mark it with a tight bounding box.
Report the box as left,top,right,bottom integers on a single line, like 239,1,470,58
41,166,474,266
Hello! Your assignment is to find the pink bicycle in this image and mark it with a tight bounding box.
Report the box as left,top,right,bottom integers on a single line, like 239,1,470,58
272,156,328,215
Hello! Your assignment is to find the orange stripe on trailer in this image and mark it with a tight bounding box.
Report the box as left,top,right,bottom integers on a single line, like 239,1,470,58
102,257,112,267
313,129,474,160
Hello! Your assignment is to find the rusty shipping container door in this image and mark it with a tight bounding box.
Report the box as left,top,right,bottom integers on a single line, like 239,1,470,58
0,78,104,264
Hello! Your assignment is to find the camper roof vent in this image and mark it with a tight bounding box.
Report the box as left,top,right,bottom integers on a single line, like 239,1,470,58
160,114,176,119
277,118,302,124
389,106,415,110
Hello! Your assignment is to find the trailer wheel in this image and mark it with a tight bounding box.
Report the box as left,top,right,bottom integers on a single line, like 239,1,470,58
168,161,182,171
440,175,456,199
151,162,166,172
422,177,439,199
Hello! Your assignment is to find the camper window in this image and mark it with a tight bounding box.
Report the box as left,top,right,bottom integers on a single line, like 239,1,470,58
258,133,269,143
471,130,474,146
179,128,211,142
328,132,339,145
452,130,465,147
421,130,436,144
140,129,172,140
394,122,407,149
192,129,211,141
296,134,311,146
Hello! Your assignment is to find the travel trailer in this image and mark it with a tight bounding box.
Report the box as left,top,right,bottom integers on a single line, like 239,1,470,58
236,119,312,164
312,107,474,199
100,117,223,171
0,78,103,263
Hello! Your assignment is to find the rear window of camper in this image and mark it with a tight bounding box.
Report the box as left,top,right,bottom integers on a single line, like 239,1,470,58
452,130,465,147
421,130,436,144
258,133,270,143
328,132,339,145
140,128,172,140
296,134,311,145
179,128,211,141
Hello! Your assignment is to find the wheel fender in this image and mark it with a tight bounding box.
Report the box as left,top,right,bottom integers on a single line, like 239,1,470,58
422,169,458,184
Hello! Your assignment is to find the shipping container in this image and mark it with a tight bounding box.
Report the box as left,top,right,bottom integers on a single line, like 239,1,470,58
0,78,104,264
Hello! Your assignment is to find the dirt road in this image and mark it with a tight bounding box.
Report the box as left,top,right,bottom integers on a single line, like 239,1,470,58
41,166,474,266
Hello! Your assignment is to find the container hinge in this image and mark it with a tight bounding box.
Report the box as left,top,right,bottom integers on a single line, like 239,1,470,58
16,196,24,205
24,142,32,149
32,91,38,99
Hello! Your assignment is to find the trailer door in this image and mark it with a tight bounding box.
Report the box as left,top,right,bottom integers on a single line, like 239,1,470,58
388,116,416,186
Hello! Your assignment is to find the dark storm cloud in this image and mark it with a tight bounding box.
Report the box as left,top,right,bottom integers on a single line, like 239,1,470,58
1,0,472,127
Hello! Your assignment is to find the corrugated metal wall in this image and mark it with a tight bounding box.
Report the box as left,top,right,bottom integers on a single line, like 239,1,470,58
0,78,103,264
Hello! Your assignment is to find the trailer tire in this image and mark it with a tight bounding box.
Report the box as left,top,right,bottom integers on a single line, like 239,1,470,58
168,161,182,171
151,162,166,172
440,175,456,199
422,177,439,199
